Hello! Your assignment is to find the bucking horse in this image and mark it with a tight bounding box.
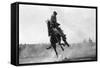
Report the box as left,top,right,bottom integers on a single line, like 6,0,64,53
46,20,70,58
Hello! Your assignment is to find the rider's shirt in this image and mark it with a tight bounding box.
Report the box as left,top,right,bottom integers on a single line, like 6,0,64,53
49,14,65,36
50,14,59,28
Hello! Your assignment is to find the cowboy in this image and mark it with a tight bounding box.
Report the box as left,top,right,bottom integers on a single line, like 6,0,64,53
46,11,70,50
50,11,60,28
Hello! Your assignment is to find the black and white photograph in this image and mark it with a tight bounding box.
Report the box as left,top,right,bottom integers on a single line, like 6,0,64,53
18,3,97,64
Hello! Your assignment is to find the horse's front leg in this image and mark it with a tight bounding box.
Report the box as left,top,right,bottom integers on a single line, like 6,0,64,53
58,37,64,51
58,42,64,51
62,36,70,47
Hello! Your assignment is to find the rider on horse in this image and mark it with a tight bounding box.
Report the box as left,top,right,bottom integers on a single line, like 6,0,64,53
47,11,69,48
46,11,70,57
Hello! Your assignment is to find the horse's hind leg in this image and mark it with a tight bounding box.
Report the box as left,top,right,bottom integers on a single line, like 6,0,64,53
54,47,58,58
52,43,58,58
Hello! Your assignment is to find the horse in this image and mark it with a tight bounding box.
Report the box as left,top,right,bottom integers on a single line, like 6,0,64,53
49,28,64,57
46,20,70,57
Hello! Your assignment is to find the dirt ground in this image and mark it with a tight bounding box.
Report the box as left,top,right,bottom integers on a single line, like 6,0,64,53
19,42,96,64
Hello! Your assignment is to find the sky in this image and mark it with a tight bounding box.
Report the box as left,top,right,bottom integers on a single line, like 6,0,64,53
19,4,96,44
